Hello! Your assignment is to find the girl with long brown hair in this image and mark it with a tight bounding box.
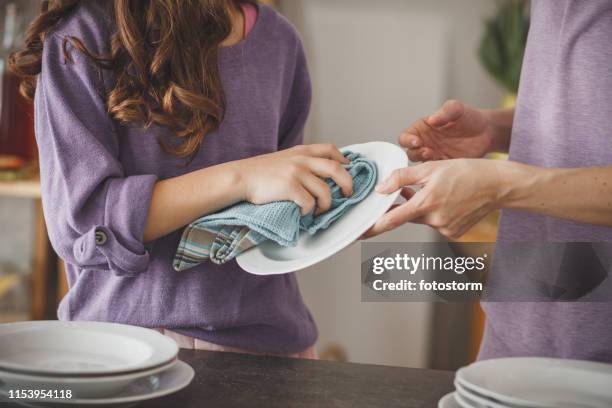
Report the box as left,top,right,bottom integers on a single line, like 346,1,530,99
9,0,352,356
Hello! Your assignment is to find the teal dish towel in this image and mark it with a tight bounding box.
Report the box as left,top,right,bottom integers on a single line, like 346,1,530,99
173,152,377,271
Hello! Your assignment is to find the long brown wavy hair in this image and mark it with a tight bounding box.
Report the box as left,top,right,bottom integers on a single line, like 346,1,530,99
9,0,254,158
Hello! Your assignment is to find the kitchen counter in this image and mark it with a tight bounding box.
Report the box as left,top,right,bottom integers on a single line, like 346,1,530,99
144,350,454,408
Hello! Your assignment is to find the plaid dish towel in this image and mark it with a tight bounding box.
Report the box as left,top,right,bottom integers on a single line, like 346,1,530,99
173,152,377,271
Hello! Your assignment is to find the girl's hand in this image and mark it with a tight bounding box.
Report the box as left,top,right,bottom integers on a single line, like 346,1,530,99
400,100,496,162
365,159,505,239
237,144,354,215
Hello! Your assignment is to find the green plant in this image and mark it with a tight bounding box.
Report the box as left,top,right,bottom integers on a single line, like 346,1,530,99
478,0,530,94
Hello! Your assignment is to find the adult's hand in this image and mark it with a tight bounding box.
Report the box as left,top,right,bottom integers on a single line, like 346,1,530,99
366,157,612,240
365,159,505,239
401,100,510,162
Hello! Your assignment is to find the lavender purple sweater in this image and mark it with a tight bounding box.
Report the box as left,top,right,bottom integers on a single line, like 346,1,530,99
36,2,317,354
480,1,612,362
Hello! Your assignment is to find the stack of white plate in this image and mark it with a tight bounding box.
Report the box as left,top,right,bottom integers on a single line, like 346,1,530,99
0,321,194,407
439,357,612,408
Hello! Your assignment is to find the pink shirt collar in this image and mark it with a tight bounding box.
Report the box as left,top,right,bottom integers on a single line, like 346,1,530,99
241,3,258,38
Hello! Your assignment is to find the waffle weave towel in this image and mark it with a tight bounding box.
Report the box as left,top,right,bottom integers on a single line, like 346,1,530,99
173,152,377,271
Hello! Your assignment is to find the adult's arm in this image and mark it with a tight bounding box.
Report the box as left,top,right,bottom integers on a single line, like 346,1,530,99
369,159,612,239
499,162,612,227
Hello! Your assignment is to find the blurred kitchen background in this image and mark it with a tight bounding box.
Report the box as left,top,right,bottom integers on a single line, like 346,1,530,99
0,0,527,370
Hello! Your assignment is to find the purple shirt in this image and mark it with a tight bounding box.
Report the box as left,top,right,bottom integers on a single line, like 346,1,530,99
480,1,612,362
36,2,317,354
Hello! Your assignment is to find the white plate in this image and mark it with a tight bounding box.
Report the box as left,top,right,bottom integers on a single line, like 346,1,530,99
237,141,408,275
0,360,194,407
0,321,178,376
454,380,510,408
439,392,461,408
0,360,176,400
457,358,612,408
454,390,485,408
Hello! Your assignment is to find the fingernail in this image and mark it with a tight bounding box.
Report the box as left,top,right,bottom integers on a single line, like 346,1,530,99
410,139,419,148
422,151,430,160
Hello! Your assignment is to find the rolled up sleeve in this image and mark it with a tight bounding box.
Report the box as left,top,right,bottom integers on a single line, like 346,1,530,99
36,32,157,277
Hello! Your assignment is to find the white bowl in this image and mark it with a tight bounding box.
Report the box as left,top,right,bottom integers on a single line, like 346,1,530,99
0,321,178,376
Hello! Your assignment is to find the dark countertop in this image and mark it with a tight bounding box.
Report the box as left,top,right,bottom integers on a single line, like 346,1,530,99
144,350,454,408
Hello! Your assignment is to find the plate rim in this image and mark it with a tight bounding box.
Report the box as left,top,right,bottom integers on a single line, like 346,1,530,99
236,141,407,275
0,360,194,406
0,321,179,377
452,391,478,408
0,359,177,384
438,392,460,408
453,379,510,408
